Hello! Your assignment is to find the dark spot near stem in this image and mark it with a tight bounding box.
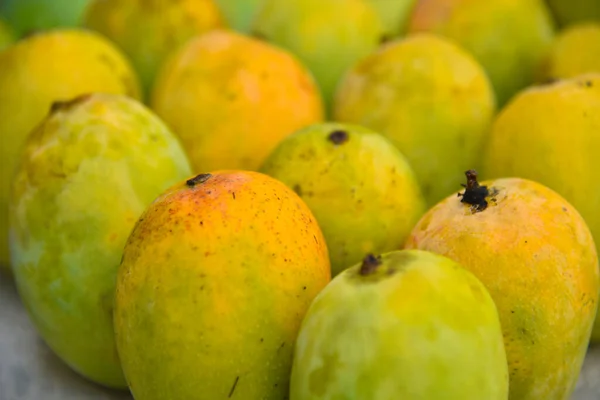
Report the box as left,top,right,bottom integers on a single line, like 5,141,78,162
260,338,264,342
293,184,303,196
50,93,92,114
232,192,236,200
457,169,489,212
328,130,349,145
302,286,306,290
277,342,285,353
186,173,212,187
540,76,559,86
251,31,266,40
21,29,42,39
359,253,382,276
379,34,392,44
228,376,239,398
562,206,568,212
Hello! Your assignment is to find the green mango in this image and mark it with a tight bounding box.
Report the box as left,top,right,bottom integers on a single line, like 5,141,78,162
260,122,426,276
214,0,264,33
290,249,509,399
0,17,15,51
366,0,418,38
9,93,192,388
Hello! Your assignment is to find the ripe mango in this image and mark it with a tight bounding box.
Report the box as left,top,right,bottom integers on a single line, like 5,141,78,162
9,93,192,388
260,122,426,276
290,250,509,399
0,0,91,37
405,171,599,399
333,33,496,207
251,0,384,112
151,29,324,173
546,0,600,27
113,170,331,400
213,0,264,33
406,0,556,107
84,0,226,99
0,28,141,272
539,22,600,82
366,0,418,38
0,17,15,51
480,73,600,341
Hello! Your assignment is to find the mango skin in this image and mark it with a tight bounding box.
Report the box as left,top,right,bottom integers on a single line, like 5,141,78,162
0,0,91,37
213,0,264,33
260,122,426,276
406,0,556,107
151,29,324,173
333,33,496,207
0,17,15,51
546,0,600,27
114,170,331,400
405,177,599,400
252,0,384,112
539,23,600,82
290,249,509,400
0,28,141,273
366,0,418,38
84,0,226,99
480,73,600,342
8,93,192,388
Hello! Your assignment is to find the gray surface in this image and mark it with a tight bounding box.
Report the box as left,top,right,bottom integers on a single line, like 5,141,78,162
1,268,599,400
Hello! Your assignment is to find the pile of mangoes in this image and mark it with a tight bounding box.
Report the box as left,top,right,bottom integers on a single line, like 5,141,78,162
1,0,600,399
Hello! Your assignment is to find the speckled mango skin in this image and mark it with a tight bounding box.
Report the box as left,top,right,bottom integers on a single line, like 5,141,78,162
0,28,141,273
0,17,15,51
8,93,192,388
480,74,600,342
290,249,509,400
546,0,600,27
114,170,331,400
406,0,556,108
405,177,599,400
260,122,426,276
251,0,384,112
538,23,600,82
213,0,264,33
333,33,496,207
84,0,226,99
150,29,324,173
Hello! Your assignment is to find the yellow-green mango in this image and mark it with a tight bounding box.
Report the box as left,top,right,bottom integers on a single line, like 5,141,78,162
366,0,418,38
9,93,192,388
0,17,15,51
290,250,509,400
406,0,556,107
0,28,141,273
114,170,331,400
84,0,226,99
260,122,426,276
213,0,264,33
333,33,496,207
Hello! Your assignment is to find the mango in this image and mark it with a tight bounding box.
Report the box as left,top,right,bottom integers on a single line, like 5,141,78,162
214,0,264,33
113,170,331,400
0,0,91,37
480,73,600,342
260,122,426,276
290,250,509,399
406,0,556,107
405,170,599,399
333,33,496,207
8,93,192,388
366,0,418,38
0,28,141,272
251,0,384,112
0,17,15,51
539,22,600,82
546,0,600,27
84,0,226,99
151,29,324,173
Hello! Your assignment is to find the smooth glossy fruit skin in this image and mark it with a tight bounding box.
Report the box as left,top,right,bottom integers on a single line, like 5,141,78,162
0,0,91,37
114,170,331,400
290,249,509,400
84,0,226,99
407,0,556,107
366,0,418,38
9,93,192,388
539,22,600,81
480,73,600,342
151,29,324,173
0,17,15,51
546,0,600,27
333,33,496,207
405,177,599,400
260,122,426,276
214,0,264,33
252,0,384,112
0,28,141,273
